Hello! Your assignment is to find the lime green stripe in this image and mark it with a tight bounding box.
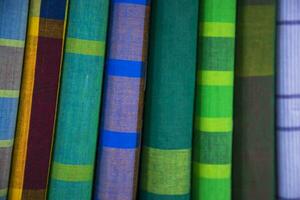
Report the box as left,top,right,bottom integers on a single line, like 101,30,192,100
51,162,93,182
141,146,191,195
198,71,233,86
65,38,105,56
200,22,235,38
0,90,19,98
195,117,232,132
0,39,24,48
0,188,7,197
0,139,14,148
193,162,231,179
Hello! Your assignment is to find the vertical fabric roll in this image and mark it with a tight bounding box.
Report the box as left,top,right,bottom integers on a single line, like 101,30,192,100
192,0,236,200
277,1,300,199
48,0,109,199
0,1,29,199
233,0,276,199
94,0,150,199
139,1,198,199
8,0,68,199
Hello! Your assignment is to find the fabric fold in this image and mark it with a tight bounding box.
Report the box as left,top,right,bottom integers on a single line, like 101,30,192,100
8,0,68,199
94,0,151,199
139,1,199,199
192,0,237,199
48,0,109,199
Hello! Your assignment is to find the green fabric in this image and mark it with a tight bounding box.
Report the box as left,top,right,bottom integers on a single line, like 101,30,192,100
192,0,236,199
232,0,276,199
139,0,199,199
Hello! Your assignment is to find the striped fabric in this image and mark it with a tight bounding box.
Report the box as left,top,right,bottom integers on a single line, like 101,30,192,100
48,0,109,199
277,1,300,199
8,0,68,199
0,1,29,199
94,0,150,199
192,0,236,199
233,0,276,199
139,1,198,199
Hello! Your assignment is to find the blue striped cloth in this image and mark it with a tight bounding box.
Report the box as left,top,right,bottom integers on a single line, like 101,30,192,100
277,0,300,199
94,0,150,199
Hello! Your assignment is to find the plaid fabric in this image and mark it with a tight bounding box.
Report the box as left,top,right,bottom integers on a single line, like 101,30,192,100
94,0,150,199
233,0,276,199
0,1,29,199
139,1,198,199
48,0,109,199
277,1,300,199
8,0,68,199
192,0,236,199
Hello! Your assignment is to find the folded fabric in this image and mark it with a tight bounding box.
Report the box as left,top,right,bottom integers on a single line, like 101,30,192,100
0,1,29,199
277,0,300,199
139,1,198,199
48,0,109,199
8,0,68,199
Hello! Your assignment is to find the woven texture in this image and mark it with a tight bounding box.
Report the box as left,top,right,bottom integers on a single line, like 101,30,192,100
192,0,236,199
277,0,300,199
0,1,29,199
139,1,198,199
94,0,150,199
48,0,109,199
233,0,276,199
8,0,68,199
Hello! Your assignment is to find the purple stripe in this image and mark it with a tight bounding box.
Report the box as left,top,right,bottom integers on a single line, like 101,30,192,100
277,20,300,25
277,126,300,131
276,94,300,99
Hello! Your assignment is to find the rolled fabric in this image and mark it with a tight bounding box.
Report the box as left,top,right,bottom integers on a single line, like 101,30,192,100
94,0,150,199
232,0,276,199
8,0,68,199
0,1,29,199
139,1,198,199
277,1,300,199
192,0,236,199
48,0,109,199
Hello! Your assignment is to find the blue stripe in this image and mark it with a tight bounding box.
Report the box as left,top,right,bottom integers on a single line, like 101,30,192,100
112,0,150,5
277,94,300,99
277,20,300,25
40,0,67,20
277,126,300,132
100,129,140,148
106,59,145,78
0,98,18,140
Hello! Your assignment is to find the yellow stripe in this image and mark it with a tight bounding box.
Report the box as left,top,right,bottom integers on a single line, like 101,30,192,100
193,162,231,179
51,162,93,182
141,147,191,195
0,90,19,98
65,38,105,56
195,117,232,132
200,22,235,38
198,71,233,86
0,188,7,197
8,188,22,200
29,0,41,17
0,39,24,48
0,139,14,148
28,17,40,37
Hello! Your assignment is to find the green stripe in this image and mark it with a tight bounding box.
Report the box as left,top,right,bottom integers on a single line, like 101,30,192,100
65,38,105,56
200,0,236,22
51,162,93,182
0,39,24,48
198,71,233,86
196,85,233,117
195,117,232,132
193,162,231,179
140,191,190,200
0,139,14,148
0,188,7,197
199,37,235,71
193,131,232,164
0,90,19,98
200,22,235,38
141,146,191,195
192,178,230,200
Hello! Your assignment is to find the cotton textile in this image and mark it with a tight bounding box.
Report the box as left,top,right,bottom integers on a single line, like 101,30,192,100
277,1,300,199
192,0,236,199
94,0,150,199
8,0,68,199
139,1,198,199
48,1,109,199
233,0,276,199
0,1,29,199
